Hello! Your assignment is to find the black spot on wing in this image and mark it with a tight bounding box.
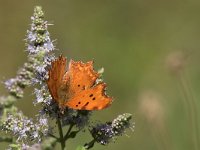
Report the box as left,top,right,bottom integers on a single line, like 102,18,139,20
84,102,89,106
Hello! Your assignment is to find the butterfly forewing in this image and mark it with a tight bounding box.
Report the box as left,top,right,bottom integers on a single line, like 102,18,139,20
68,60,99,94
47,56,68,103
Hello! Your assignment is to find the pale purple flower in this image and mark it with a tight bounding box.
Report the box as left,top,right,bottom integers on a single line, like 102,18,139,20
90,113,133,145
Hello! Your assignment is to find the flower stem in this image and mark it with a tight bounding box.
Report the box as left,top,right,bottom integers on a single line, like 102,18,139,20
57,118,65,150
64,124,74,140
48,133,59,140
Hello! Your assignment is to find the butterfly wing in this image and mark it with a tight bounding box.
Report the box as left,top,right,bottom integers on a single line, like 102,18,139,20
47,56,113,110
67,60,99,94
47,56,68,103
65,83,112,110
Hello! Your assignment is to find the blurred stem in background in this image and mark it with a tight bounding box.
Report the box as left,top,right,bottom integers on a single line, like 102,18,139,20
166,51,199,150
138,91,173,150
178,73,199,150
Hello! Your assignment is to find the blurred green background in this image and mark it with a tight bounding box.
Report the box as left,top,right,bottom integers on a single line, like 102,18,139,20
1,0,200,149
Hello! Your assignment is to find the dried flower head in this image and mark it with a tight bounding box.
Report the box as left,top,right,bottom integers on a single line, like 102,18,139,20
138,90,165,126
166,51,188,75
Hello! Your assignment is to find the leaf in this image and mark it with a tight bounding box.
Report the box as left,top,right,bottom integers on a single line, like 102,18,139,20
76,146,86,150
8,144,21,150
68,130,79,139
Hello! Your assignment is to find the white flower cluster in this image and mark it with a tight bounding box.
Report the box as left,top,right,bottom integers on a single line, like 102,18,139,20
2,112,48,145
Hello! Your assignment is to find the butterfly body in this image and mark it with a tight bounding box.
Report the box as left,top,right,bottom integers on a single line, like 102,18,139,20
47,56,112,110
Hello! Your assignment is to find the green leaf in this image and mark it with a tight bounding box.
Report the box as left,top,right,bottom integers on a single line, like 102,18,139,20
76,146,86,150
8,144,21,150
68,130,79,139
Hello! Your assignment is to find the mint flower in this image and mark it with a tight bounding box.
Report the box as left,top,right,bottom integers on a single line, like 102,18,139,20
88,113,134,146
2,112,48,144
27,6,54,54
62,110,91,129
112,113,133,136
5,6,55,99
90,123,114,145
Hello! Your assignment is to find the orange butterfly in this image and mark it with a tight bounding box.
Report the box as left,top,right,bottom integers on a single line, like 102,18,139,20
47,56,112,110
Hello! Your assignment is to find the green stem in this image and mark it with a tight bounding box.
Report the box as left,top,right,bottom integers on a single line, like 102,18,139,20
48,133,59,140
57,118,65,150
64,124,74,140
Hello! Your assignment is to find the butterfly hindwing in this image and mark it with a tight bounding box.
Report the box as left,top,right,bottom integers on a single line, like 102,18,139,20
65,83,112,110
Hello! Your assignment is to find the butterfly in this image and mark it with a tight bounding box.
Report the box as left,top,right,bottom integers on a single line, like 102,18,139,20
47,55,113,110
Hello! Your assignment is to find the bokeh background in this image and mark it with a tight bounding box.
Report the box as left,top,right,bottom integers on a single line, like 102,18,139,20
1,0,200,149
